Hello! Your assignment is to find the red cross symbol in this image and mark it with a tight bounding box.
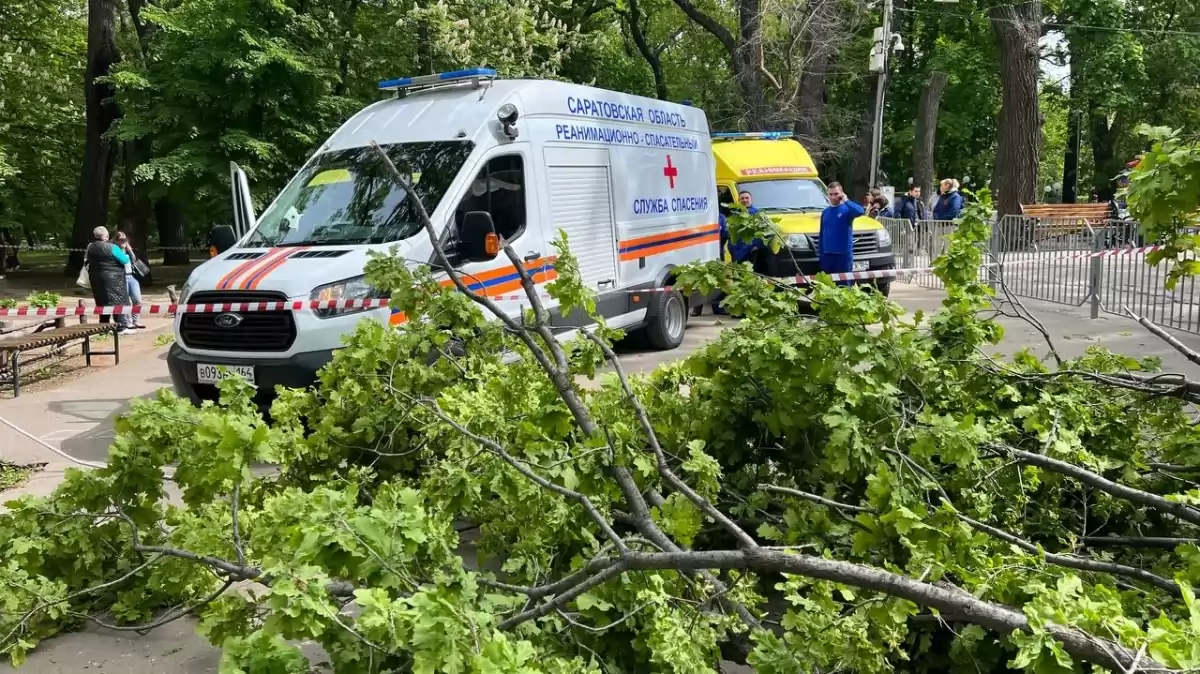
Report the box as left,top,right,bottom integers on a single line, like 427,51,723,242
663,155,679,189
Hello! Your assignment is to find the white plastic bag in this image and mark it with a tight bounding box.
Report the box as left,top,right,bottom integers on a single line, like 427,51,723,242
76,263,91,289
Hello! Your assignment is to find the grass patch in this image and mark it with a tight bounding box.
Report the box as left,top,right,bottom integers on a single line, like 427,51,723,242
0,461,43,492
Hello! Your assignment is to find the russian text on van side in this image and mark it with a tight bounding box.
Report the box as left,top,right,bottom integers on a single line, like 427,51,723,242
566,96,688,128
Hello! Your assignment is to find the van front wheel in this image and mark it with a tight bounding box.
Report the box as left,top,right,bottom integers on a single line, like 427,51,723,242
644,288,686,350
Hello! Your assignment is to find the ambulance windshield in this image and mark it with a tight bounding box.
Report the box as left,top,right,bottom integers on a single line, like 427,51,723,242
739,178,829,213
245,141,475,247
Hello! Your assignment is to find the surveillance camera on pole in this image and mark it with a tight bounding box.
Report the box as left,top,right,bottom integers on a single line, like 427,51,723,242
868,0,894,187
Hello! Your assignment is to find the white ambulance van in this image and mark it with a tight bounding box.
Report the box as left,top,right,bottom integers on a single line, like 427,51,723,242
168,69,719,407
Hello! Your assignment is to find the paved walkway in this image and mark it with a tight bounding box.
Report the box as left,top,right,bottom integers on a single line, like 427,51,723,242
1,285,1199,672
1,319,175,501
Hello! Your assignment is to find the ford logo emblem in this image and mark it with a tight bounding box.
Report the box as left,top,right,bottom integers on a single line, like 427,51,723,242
214,312,243,328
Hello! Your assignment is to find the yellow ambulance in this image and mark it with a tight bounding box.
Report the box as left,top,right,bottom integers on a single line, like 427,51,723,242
711,131,896,294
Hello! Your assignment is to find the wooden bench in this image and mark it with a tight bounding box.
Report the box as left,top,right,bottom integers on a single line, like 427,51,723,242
0,323,120,397
1020,203,1113,242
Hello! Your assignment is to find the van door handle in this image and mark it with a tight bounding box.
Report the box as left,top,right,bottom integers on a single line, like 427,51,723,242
523,251,541,263
598,279,615,288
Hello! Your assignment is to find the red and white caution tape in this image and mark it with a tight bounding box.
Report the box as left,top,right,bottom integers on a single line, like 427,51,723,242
0,244,1173,317
13,244,207,253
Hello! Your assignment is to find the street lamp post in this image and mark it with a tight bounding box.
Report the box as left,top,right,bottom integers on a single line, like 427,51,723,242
868,0,896,190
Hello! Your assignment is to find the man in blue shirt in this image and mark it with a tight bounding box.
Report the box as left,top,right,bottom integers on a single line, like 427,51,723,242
726,191,761,263
692,192,763,317
819,182,865,279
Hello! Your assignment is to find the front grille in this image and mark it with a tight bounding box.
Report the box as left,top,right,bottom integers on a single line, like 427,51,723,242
808,232,880,256
180,291,297,352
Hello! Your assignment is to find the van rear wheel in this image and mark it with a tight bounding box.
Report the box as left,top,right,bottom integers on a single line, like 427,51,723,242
644,288,686,350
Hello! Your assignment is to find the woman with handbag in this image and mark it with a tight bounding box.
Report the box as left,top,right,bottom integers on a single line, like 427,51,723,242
116,232,147,329
84,226,132,332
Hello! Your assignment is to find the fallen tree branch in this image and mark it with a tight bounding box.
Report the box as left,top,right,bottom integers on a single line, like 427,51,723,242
582,329,758,549
617,549,1169,673
759,484,875,514
994,445,1200,527
764,472,1181,595
1126,308,1200,369
1082,536,1199,550
415,396,629,553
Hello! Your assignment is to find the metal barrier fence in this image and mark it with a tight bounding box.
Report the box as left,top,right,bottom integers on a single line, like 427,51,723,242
883,218,980,291
1093,221,1200,333
880,216,1200,335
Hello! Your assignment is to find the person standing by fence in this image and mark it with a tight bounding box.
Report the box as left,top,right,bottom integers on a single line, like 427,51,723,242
898,186,928,224
85,226,132,333
116,232,146,330
933,179,964,220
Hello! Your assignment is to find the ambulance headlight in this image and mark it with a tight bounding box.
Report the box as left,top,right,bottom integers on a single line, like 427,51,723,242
876,228,892,248
310,276,388,319
785,234,812,251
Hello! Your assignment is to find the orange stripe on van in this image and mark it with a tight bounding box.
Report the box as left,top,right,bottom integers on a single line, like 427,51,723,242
619,224,720,251
218,248,290,290
437,257,558,296
620,233,720,262
216,252,269,290
618,224,720,262
244,247,309,289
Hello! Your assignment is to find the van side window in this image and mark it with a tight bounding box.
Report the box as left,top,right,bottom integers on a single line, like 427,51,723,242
456,155,527,242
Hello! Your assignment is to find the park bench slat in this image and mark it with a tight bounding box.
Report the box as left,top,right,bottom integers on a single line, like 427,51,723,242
0,324,114,352
0,323,120,397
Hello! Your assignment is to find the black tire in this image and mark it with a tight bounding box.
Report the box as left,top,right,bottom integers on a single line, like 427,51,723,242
644,288,687,350
876,282,891,298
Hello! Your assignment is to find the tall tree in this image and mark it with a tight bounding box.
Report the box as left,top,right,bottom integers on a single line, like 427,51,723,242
990,1,1042,216
790,0,844,159
0,0,86,250
912,71,948,200
668,0,767,128
619,0,670,101
66,0,121,273
117,0,155,255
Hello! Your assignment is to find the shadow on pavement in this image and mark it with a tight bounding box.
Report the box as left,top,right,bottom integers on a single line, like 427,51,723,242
51,394,155,462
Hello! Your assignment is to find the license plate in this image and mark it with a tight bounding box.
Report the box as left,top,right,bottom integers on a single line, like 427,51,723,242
197,363,255,385
852,261,869,272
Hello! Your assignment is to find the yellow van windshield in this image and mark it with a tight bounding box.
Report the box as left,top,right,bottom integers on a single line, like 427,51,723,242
738,178,829,213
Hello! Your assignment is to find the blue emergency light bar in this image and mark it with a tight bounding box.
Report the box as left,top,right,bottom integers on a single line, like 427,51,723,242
711,131,794,140
378,68,498,91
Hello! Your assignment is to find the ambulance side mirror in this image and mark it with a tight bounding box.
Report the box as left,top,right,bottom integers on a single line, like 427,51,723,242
459,211,500,262
209,225,237,256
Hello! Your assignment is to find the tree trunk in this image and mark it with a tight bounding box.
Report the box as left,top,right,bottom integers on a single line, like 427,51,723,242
1061,110,1081,204
624,0,668,101
67,0,122,275
334,0,362,96
990,2,1041,216
155,197,190,266
791,0,840,163
118,140,153,253
735,0,766,128
1089,109,1123,201
912,71,948,202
